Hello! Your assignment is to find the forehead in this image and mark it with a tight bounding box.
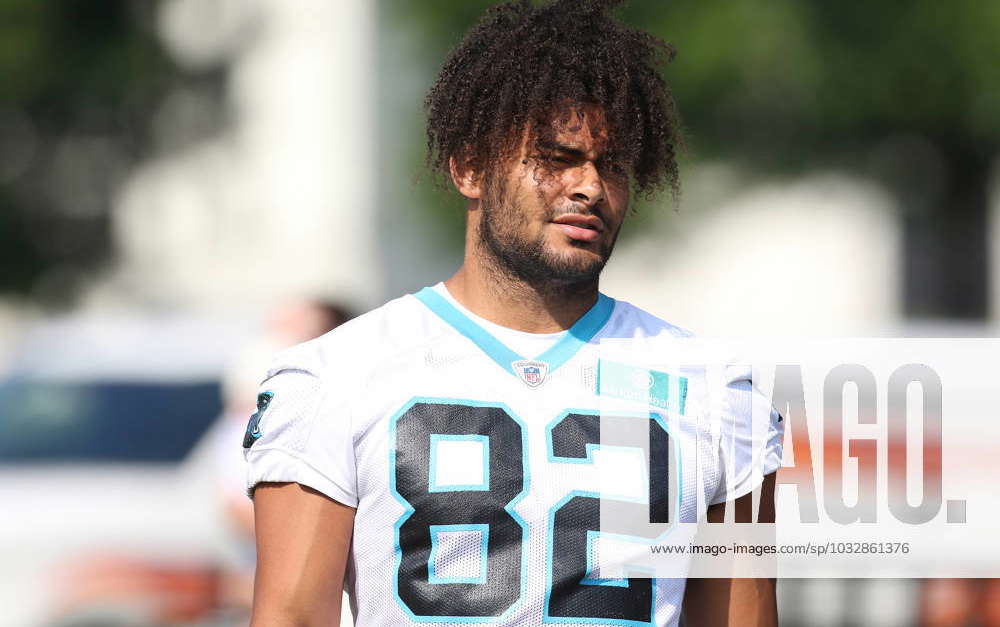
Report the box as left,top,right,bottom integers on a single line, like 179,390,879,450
509,103,609,156
547,104,608,149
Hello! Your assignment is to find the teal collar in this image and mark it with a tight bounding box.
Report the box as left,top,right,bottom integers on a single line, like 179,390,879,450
414,286,615,382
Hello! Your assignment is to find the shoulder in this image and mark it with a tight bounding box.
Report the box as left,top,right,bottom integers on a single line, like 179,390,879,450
603,298,760,386
601,296,696,341
263,292,443,383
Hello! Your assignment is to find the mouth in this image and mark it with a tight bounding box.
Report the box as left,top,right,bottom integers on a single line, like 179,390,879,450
550,214,604,243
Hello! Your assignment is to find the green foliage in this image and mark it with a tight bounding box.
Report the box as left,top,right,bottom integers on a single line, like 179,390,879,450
627,0,1000,165
391,0,999,170
384,0,999,316
0,0,182,304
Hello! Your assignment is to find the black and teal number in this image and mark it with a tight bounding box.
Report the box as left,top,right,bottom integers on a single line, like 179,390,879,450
544,410,676,626
389,398,529,622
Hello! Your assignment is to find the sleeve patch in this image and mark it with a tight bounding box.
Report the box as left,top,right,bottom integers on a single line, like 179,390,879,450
243,391,274,449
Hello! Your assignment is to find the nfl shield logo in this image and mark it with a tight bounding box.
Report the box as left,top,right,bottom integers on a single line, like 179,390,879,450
512,360,549,388
524,366,541,384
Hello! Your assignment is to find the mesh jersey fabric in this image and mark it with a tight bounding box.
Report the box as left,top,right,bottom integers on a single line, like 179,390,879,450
245,287,784,626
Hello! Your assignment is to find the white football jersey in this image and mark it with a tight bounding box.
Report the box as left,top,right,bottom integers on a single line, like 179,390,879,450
245,284,783,626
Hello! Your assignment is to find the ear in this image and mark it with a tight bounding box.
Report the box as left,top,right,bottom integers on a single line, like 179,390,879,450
449,155,483,200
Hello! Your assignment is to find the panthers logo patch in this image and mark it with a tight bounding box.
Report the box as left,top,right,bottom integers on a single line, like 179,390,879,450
243,391,274,449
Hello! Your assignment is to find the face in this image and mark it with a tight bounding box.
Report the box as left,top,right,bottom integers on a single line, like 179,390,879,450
475,106,630,286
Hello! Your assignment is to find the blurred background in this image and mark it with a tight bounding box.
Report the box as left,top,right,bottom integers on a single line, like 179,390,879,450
0,0,997,626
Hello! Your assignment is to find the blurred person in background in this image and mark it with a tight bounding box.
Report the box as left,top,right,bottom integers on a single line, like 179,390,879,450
245,1,782,625
209,299,353,613
43,299,352,627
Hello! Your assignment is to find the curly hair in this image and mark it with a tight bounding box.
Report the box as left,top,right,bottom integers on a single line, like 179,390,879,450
424,0,683,200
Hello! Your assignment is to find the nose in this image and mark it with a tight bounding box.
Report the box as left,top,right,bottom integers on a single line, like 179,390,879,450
568,161,606,207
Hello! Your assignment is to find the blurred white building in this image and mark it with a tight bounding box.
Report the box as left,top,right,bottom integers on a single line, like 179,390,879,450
604,168,902,336
88,0,1000,338
91,0,380,314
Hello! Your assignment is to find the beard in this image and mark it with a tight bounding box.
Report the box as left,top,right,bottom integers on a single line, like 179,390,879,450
477,177,619,288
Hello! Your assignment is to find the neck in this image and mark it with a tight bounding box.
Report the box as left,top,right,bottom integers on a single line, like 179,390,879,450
444,251,600,334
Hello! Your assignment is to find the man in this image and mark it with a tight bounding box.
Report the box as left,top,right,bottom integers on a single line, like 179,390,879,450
245,1,783,625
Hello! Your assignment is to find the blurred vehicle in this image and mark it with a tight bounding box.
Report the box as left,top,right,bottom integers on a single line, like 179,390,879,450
0,313,255,627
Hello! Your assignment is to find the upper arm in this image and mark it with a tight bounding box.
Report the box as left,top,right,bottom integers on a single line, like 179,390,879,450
243,346,361,626
684,363,784,625
682,472,778,627
251,482,356,627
